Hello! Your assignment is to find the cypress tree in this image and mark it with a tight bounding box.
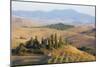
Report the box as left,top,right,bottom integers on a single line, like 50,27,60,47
41,37,44,45
41,37,44,48
34,36,40,49
54,33,58,48
58,36,63,48
30,37,34,46
47,38,52,49
43,38,48,48
50,34,54,48
66,38,69,45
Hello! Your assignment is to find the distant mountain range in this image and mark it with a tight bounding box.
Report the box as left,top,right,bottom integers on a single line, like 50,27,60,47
12,9,95,25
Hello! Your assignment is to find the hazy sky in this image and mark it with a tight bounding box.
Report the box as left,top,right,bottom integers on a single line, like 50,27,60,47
12,1,95,16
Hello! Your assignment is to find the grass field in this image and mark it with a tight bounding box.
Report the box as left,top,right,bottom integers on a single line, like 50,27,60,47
11,17,96,66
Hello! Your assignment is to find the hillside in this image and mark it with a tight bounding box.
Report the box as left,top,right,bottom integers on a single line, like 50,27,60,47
80,28,96,37
48,45,95,64
11,30,96,66
12,45,95,66
11,16,96,66
11,24,96,50
12,16,42,27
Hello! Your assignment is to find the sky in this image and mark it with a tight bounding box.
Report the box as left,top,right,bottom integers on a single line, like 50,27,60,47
12,1,95,16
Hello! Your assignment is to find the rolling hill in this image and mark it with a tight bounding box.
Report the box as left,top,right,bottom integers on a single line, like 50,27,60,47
80,28,96,36
12,45,95,66
48,45,95,63
11,16,96,66
12,16,42,27
11,17,96,49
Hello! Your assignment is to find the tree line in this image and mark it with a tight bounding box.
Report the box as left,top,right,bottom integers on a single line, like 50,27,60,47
12,33,65,55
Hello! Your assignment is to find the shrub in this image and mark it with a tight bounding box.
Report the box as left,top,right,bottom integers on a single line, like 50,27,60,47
78,46,96,56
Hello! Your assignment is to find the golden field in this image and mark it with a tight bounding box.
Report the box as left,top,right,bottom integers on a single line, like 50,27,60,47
11,17,96,66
